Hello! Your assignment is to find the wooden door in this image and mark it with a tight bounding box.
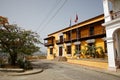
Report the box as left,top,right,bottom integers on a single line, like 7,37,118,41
59,47,63,56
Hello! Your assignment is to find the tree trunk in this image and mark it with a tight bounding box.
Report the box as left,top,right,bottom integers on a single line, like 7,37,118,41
9,53,17,66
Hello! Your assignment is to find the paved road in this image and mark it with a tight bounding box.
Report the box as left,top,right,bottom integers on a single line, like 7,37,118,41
0,60,120,80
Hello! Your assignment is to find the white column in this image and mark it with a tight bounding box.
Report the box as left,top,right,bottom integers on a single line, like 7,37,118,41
107,38,116,71
103,0,112,22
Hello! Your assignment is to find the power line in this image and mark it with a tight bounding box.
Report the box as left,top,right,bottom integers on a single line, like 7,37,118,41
35,0,61,32
38,0,68,33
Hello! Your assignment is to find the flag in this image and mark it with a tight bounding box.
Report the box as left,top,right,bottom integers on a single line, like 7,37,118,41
74,14,78,23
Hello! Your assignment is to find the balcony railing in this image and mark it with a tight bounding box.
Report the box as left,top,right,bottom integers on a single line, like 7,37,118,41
111,11,120,20
63,30,105,43
64,38,71,43
44,42,54,47
44,36,55,47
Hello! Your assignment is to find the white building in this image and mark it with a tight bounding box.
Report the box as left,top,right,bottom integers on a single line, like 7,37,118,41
102,0,120,71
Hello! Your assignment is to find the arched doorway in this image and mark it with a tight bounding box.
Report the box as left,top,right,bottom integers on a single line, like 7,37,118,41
113,28,120,69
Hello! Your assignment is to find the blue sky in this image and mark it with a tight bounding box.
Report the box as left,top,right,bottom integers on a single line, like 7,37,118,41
0,0,104,52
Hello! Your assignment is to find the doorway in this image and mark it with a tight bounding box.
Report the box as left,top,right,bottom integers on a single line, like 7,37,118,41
59,47,63,56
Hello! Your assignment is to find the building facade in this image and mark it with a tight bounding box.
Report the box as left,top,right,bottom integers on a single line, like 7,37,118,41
44,0,120,71
44,14,107,60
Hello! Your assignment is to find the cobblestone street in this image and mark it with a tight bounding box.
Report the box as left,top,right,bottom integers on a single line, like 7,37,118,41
0,60,120,80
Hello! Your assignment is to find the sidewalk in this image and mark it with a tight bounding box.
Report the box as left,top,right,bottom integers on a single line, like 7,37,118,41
65,61,120,77
85,66,120,77
44,59,120,77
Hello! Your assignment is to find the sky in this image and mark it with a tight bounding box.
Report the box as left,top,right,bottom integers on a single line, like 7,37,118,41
0,0,104,52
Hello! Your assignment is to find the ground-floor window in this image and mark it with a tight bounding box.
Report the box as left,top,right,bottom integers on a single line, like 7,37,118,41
50,48,53,54
67,46,71,54
88,42,94,46
75,44,81,51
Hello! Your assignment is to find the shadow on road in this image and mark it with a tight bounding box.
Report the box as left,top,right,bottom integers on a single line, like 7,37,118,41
32,61,56,70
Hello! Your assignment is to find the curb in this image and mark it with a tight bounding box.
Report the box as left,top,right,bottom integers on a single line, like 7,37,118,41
9,69,43,76
86,68,120,78
0,69,43,76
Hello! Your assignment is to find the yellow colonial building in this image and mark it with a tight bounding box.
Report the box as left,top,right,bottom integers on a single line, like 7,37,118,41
44,14,110,69
44,14,107,59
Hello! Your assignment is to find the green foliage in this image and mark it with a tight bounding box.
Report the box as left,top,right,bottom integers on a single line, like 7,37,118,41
80,45,105,58
80,49,87,54
17,59,33,70
17,59,25,68
0,58,5,68
0,18,41,66
85,45,96,58
74,49,80,56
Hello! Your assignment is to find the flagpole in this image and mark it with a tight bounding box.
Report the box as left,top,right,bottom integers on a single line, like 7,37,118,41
69,17,72,27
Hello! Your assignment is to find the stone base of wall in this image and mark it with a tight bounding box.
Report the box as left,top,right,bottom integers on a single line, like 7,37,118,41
47,55,54,60
67,59,108,69
54,56,67,61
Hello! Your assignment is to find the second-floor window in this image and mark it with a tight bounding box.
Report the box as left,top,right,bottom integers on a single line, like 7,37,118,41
60,35,63,42
77,28,80,39
68,32,71,40
90,26,94,36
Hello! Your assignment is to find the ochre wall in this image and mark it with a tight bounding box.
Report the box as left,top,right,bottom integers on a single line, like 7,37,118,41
68,59,108,69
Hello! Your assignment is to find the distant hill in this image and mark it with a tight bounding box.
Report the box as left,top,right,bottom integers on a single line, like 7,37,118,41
33,51,47,56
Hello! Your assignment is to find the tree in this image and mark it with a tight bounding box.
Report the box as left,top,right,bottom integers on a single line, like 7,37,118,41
0,17,41,66
0,16,9,25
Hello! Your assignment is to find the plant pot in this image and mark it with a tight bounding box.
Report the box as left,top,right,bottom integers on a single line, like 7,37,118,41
76,54,80,59
86,55,91,58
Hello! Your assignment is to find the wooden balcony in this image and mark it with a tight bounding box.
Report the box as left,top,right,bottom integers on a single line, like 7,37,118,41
44,36,55,47
58,21,105,43
71,37,78,42
64,38,71,43
44,42,54,47
63,28,105,42
79,30,106,40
